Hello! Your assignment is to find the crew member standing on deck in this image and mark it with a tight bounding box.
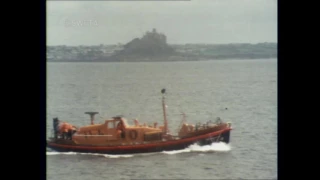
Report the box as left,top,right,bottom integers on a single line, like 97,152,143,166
117,121,125,138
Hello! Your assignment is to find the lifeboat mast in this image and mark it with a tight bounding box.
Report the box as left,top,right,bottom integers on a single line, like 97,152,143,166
161,88,168,135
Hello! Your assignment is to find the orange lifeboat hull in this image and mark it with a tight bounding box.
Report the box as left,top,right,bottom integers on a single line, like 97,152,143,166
47,128,231,154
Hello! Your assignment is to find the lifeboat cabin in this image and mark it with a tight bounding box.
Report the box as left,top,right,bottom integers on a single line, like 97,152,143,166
52,113,166,146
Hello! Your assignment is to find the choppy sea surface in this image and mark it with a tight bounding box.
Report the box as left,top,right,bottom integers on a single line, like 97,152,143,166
47,59,277,180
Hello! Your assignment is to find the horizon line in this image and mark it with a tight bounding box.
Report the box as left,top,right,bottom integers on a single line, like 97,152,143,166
47,42,278,46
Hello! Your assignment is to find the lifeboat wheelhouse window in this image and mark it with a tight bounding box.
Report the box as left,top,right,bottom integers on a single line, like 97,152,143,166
108,121,115,129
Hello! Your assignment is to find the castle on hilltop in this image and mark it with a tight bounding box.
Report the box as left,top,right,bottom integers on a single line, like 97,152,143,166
115,28,175,58
143,28,167,44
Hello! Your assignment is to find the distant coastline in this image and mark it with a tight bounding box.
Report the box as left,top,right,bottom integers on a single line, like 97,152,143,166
47,43,277,62
47,29,277,62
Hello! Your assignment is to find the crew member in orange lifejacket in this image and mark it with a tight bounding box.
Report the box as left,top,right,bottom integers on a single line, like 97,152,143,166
117,121,125,138
58,122,74,139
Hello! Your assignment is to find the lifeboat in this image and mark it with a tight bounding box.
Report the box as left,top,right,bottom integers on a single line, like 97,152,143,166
47,89,232,154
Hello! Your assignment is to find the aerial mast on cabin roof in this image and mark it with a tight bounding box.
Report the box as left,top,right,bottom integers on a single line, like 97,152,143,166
85,112,99,125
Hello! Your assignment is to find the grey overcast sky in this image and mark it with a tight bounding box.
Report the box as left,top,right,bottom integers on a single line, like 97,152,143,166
47,0,277,46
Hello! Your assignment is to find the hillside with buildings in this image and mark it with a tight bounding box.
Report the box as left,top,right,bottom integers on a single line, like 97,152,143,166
47,29,277,62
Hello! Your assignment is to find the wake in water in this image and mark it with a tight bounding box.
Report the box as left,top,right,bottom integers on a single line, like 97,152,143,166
162,142,231,155
46,142,231,158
